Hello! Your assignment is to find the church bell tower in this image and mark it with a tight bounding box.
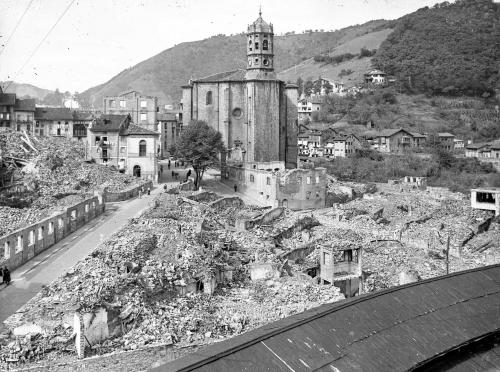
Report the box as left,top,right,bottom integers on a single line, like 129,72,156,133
245,9,276,80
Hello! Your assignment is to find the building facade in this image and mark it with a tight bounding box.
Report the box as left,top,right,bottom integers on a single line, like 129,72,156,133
103,91,158,132
157,112,182,158
375,129,426,153
13,98,35,133
34,107,92,140
87,114,158,180
182,11,298,169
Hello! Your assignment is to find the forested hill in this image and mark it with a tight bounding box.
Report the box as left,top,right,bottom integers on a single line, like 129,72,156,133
79,20,390,107
373,0,500,97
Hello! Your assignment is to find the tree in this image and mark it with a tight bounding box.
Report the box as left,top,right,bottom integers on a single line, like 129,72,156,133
170,120,226,190
312,76,323,95
304,78,313,97
296,77,304,96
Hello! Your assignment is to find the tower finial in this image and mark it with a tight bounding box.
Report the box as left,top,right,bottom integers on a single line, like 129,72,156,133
259,5,262,17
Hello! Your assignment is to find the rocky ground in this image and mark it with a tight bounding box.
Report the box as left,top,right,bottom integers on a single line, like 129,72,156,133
0,130,143,237
0,181,498,371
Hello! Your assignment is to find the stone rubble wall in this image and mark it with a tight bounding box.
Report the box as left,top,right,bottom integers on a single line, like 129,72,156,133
105,181,153,202
0,195,105,271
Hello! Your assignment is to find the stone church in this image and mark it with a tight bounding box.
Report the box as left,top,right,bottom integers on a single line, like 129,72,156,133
181,11,299,169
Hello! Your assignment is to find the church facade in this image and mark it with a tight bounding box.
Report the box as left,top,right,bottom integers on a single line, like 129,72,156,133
181,12,299,169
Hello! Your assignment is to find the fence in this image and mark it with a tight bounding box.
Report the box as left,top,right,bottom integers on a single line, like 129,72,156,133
1,194,105,271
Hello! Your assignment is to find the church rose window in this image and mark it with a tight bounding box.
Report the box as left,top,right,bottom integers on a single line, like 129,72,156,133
232,108,242,118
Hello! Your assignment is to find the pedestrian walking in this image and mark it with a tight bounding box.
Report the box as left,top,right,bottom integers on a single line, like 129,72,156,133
3,267,11,286
168,160,171,170
138,189,142,199
234,184,238,192
178,224,182,234
0,267,3,284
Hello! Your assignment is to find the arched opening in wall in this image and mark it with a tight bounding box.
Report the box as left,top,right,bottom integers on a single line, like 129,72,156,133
48,222,54,234
29,230,35,245
255,42,259,50
58,218,64,229
38,226,44,240
133,165,141,177
206,91,213,105
71,210,77,221
139,140,147,157
282,199,288,208
263,39,268,50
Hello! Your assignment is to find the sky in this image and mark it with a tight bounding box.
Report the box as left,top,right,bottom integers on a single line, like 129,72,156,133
0,0,450,93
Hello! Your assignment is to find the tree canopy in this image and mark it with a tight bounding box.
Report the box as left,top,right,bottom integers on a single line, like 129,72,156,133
170,120,226,189
373,0,500,97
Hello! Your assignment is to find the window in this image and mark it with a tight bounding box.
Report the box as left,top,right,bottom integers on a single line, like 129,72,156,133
306,177,311,184
255,42,259,50
120,146,126,154
48,222,54,234
109,100,116,107
140,113,147,121
120,100,126,108
266,177,271,185
250,174,255,182
315,176,320,184
232,108,242,118
206,91,213,105
16,235,23,253
4,241,10,259
102,148,108,159
263,39,268,50
139,140,147,156
263,59,269,66
29,230,35,245
140,100,147,108
58,218,64,229
71,210,77,220
38,226,44,240
6,113,9,120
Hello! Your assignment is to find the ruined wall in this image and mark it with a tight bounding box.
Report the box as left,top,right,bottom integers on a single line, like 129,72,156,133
277,168,327,210
236,207,284,230
225,165,278,208
1,195,105,271
105,181,153,202
209,196,245,210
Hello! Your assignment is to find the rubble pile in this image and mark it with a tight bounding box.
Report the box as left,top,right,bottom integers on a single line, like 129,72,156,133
0,130,143,236
0,190,344,369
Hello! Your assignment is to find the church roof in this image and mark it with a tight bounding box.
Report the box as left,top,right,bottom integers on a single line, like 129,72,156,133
248,11,273,33
194,69,247,83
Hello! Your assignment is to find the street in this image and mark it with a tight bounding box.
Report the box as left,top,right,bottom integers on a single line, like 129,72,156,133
0,186,163,324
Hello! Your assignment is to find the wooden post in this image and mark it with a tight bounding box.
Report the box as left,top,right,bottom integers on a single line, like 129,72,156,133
446,235,450,275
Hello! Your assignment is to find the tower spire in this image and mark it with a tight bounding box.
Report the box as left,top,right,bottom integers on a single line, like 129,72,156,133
259,5,262,17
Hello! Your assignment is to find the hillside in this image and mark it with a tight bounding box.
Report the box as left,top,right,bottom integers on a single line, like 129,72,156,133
373,0,500,96
277,28,392,86
79,20,390,107
0,81,53,101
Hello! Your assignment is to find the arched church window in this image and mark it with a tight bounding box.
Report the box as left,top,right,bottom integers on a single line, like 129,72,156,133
206,91,213,105
263,59,269,66
263,39,268,50
248,39,252,45
255,42,259,50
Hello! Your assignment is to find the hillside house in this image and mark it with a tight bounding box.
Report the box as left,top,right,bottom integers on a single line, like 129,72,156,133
103,91,158,132
87,114,158,180
465,143,491,158
438,132,455,151
311,77,345,96
364,70,386,84
298,97,322,121
454,138,464,149
298,130,322,157
323,134,361,158
375,129,426,153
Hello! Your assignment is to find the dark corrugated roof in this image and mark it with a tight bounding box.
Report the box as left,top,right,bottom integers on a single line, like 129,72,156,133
194,69,246,82
122,123,159,136
90,114,129,132
0,93,16,106
155,264,500,372
35,107,74,121
14,98,35,111
466,143,490,150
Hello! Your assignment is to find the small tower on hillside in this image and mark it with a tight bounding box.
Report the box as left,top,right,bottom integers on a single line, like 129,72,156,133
245,9,276,80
